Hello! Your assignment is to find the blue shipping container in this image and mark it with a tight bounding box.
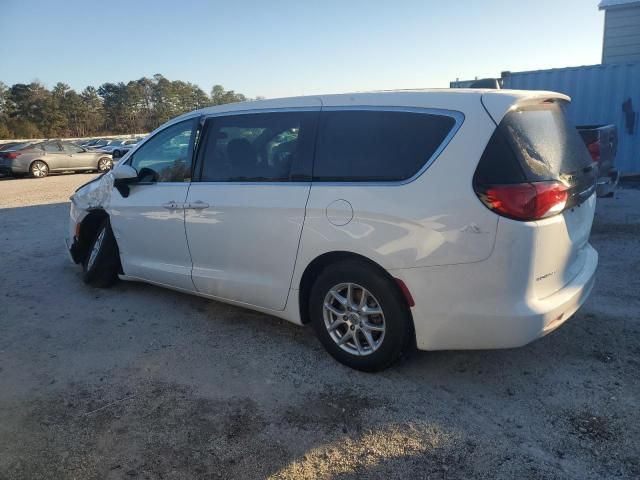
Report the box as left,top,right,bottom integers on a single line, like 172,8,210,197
502,63,640,175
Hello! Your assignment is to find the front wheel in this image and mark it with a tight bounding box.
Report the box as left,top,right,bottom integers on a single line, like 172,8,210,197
97,157,113,172
82,219,120,288
310,260,414,371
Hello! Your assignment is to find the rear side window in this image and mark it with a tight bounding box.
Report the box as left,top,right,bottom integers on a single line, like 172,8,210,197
198,111,317,182
43,142,62,153
313,110,456,182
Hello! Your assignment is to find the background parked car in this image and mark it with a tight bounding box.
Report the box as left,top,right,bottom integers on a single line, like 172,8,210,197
577,124,619,197
79,138,102,147
0,140,113,178
0,142,24,152
112,139,142,159
86,139,111,150
96,139,139,153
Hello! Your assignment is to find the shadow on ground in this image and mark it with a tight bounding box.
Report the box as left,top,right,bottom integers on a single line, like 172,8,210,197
0,190,639,479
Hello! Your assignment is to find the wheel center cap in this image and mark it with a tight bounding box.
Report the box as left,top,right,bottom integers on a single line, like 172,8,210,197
347,312,360,325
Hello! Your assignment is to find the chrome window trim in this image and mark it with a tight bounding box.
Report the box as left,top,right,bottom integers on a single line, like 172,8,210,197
192,181,313,186
201,106,322,120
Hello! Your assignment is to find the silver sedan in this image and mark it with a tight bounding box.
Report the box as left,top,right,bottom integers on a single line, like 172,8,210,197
0,141,114,178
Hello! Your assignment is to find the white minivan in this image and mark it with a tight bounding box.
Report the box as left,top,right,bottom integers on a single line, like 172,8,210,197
66,89,598,371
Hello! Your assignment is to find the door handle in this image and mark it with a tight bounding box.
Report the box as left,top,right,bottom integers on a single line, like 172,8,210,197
186,201,209,210
162,201,180,210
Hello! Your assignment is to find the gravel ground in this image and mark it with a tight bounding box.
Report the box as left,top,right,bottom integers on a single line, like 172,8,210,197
0,174,638,479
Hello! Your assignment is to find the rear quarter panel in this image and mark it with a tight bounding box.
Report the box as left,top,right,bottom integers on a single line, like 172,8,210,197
292,93,500,287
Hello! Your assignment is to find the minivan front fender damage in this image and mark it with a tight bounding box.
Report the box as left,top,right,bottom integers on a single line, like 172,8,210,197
70,172,115,211
66,173,115,263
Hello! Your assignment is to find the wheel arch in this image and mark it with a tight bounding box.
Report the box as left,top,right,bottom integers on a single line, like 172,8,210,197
75,209,115,266
29,159,49,173
297,251,415,328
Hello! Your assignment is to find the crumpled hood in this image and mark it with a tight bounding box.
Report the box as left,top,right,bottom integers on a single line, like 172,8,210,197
70,172,114,210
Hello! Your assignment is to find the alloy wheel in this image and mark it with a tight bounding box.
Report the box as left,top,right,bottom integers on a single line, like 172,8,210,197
98,157,113,171
323,283,386,356
31,161,48,178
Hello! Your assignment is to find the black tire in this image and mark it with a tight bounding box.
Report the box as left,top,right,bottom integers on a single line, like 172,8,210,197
82,219,120,288
309,260,414,372
30,160,49,178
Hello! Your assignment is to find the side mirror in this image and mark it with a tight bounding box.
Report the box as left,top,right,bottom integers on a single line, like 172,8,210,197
112,164,138,198
113,164,138,180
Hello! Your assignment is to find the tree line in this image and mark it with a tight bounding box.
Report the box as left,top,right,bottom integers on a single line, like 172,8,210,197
0,74,256,139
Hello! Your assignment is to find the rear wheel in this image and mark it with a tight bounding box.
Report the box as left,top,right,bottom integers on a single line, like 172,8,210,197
82,219,120,288
310,260,413,371
30,160,49,178
97,157,113,172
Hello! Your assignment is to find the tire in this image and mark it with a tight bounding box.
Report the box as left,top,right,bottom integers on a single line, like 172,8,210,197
97,157,113,172
82,219,120,288
309,260,414,372
30,160,49,178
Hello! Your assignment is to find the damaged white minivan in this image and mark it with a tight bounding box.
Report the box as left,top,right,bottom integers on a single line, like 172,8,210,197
66,89,598,371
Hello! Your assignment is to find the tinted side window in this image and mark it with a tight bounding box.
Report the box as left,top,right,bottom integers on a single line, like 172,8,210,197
314,111,456,182
473,127,527,185
63,143,84,154
43,142,62,153
198,111,317,182
130,118,197,183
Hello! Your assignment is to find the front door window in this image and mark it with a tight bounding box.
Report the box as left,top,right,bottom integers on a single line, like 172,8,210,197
129,119,197,183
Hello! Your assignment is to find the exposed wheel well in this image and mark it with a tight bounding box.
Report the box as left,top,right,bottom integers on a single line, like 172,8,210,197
75,209,112,264
298,251,415,328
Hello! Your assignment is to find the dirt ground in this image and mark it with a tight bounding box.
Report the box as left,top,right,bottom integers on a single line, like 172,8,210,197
0,173,638,479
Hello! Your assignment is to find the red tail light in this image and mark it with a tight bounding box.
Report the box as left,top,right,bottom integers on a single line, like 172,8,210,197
586,141,600,162
475,181,569,221
5,151,21,160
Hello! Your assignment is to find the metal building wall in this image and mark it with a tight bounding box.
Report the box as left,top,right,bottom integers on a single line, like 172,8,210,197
602,5,640,64
502,63,640,174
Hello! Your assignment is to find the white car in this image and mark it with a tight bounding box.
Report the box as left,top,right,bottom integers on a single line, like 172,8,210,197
66,89,598,371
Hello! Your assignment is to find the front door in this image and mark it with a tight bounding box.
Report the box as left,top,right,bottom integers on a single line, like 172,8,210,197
42,141,68,170
108,117,199,291
62,142,95,169
185,107,319,310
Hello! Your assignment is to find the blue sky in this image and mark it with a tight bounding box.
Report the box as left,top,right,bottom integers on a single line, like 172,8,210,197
0,0,603,98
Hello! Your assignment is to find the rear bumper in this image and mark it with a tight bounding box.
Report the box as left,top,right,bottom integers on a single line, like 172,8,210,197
393,244,598,351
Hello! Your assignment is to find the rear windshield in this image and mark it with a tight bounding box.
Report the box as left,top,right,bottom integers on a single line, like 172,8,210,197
501,102,592,180
10,142,35,151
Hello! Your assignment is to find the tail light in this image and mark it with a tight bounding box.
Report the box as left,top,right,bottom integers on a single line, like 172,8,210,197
4,152,22,160
475,181,569,221
586,141,600,162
